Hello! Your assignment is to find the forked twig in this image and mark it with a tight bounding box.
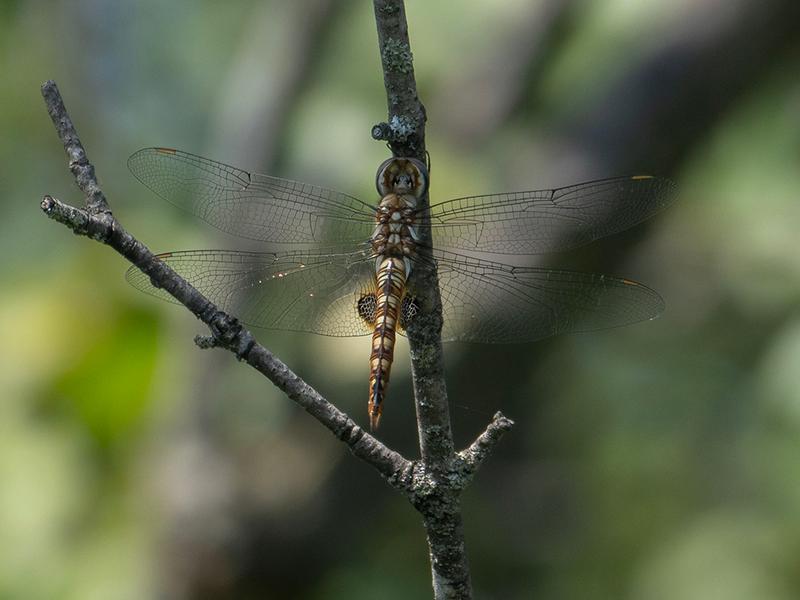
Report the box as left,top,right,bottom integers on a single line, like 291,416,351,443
41,4,514,594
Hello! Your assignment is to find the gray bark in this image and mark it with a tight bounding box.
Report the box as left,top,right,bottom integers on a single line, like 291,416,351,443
371,2,515,598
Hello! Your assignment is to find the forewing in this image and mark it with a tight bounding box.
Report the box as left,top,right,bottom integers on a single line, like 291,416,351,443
427,251,664,343
425,176,676,254
128,148,376,246
126,249,377,337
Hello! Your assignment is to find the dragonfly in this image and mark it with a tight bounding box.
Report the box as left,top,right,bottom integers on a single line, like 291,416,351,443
126,148,675,429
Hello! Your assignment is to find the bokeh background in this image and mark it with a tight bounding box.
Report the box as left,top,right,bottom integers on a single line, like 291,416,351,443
2,0,800,598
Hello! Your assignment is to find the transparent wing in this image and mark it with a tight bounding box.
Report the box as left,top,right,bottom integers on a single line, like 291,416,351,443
423,176,676,254
128,148,376,246
127,248,663,342
426,250,664,343
126,249,377,337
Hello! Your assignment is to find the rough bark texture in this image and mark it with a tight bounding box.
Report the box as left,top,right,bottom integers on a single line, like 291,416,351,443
371,1,426,160
373,2,496,598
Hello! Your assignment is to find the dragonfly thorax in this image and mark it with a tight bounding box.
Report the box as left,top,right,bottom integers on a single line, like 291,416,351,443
372,157,427,274
371,193,418,272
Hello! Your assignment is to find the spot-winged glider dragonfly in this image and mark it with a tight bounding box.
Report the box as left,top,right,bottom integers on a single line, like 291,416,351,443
127,148,675,429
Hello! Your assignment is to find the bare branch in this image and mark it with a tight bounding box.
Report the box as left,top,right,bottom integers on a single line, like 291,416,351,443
373,0,455,469
39,80,413,492
457,412,515,481
371,0,426,160
41,81,110,216
372,3,499,599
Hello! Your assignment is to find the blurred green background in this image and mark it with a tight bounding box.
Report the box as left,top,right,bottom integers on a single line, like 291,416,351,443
2,0,800,598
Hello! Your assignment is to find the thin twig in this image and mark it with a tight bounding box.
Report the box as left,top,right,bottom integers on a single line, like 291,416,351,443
39,80,413,491
457,412,515,480
373,0,454,468
372,3,512,599
371,1,426,158
41,83,109,216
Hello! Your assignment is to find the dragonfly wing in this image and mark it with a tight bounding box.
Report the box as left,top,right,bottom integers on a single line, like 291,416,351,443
127,249,377,337
424,176,676,254
128,148,376,246
423,251,664,343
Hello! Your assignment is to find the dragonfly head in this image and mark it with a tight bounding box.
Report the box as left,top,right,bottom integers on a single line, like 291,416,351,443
376,157,428,199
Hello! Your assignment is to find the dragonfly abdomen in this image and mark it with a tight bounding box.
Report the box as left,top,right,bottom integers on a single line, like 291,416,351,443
368,256,407,430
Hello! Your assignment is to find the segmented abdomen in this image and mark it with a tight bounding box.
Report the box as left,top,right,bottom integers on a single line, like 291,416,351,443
368,256,407,430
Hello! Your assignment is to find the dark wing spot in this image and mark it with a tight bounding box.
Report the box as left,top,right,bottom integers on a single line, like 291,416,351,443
358,293,377,325
399,295,419,331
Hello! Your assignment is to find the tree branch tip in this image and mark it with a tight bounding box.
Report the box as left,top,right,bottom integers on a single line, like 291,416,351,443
455,411,515,478
40,194,85,223
491,411,515,430
40,80,66,111
40,194,56,212
40,79,59,97
194,334,220,350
